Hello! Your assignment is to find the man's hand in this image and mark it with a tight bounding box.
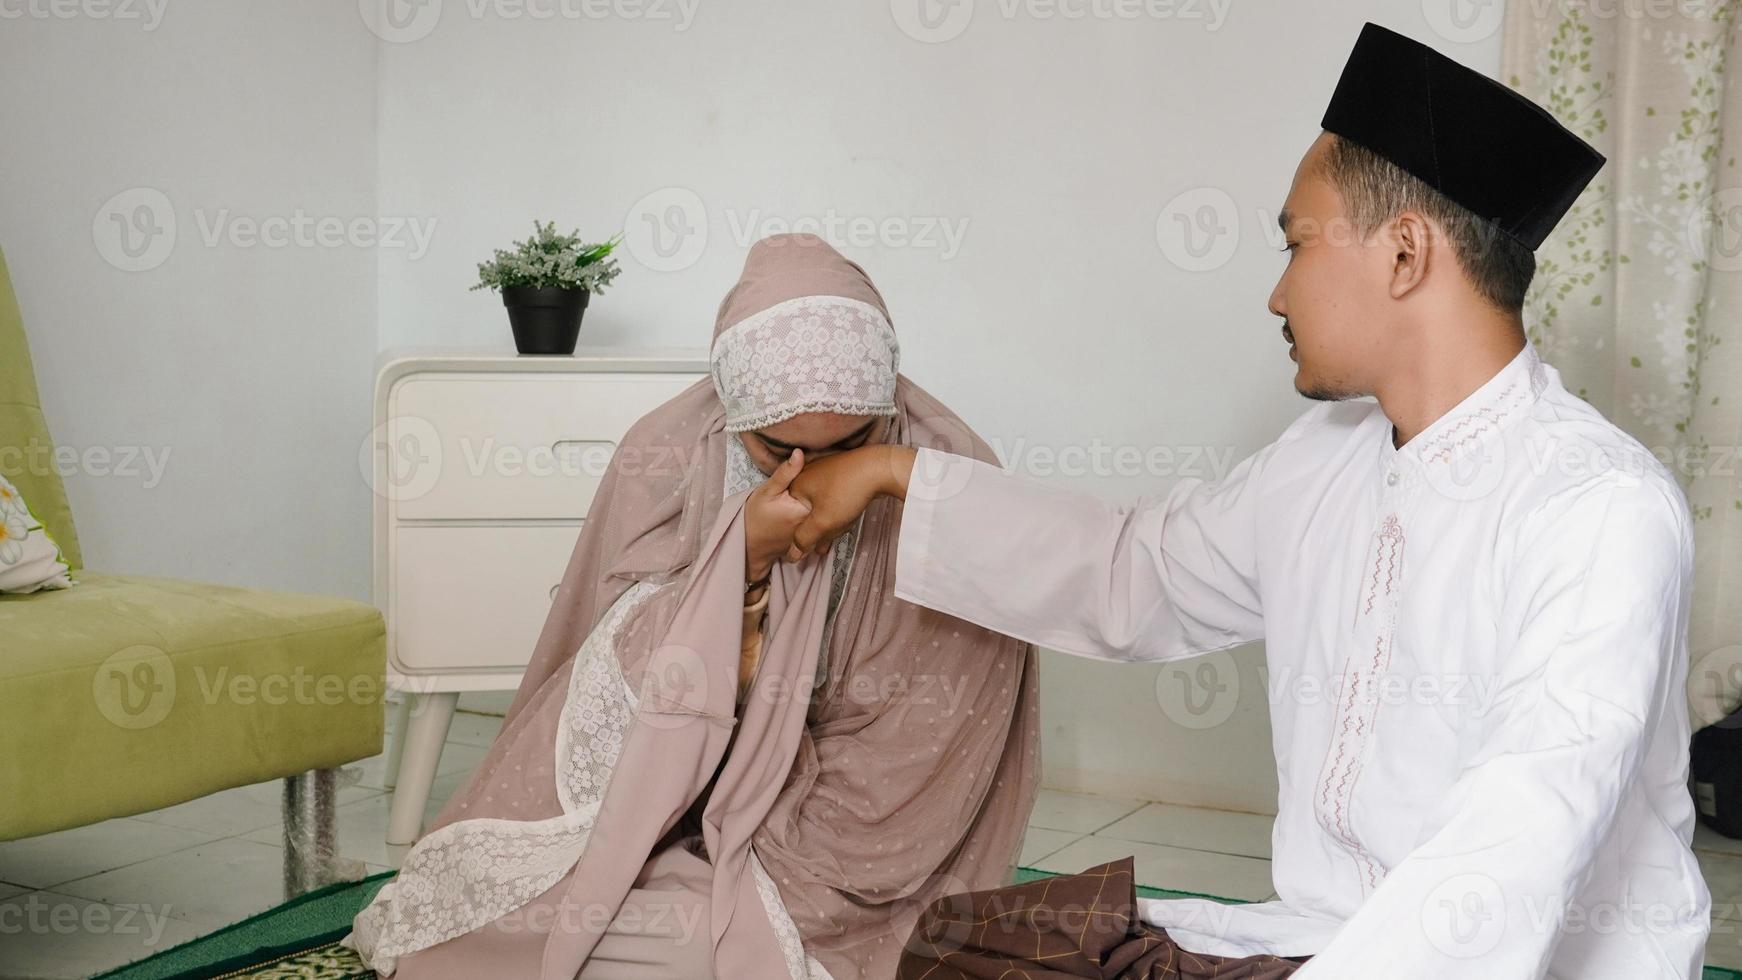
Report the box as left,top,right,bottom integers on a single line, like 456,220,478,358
788,444,918,557
745,450,810,583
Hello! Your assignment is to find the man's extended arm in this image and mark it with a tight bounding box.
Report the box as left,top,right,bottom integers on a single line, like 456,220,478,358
789,440,1277,663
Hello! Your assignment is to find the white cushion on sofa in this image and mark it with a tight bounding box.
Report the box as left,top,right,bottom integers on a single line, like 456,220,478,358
0,473,72,593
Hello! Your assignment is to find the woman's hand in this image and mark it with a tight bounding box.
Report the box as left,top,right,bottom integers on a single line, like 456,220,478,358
745,449,811,584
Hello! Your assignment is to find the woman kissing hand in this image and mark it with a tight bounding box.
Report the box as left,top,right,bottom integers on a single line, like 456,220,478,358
745,449,810,584
787,445,918,558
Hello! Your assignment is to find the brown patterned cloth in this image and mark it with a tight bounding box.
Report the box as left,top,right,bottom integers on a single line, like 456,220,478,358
896,858,1309,980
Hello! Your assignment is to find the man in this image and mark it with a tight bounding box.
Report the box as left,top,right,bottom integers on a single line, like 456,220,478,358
778,22,1711,980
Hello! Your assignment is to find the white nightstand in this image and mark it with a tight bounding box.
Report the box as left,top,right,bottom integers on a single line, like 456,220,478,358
370,347,709,845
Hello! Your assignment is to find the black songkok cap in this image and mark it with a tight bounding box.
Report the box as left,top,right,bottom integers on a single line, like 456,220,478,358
1320,22,1605,250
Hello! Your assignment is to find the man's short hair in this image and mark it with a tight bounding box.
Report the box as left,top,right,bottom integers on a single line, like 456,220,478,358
1318,133,1536,311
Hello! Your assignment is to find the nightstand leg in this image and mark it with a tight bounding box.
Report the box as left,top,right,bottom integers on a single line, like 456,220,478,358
386,691,457,846
383,693,412,790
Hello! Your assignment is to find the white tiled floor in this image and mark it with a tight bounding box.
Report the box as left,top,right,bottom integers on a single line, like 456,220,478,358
4,712,1742,977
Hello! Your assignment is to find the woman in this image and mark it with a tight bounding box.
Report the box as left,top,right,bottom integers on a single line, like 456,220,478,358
346,233,1040,979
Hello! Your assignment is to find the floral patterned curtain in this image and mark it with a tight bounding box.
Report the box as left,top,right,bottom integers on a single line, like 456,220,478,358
1502,1,1741,729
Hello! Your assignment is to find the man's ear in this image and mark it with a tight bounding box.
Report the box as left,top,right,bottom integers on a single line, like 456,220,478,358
1387,210,1432,299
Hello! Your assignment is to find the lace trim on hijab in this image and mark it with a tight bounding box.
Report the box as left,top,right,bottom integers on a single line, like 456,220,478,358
750,851,839,980
345,580,660,976
712,295,900,433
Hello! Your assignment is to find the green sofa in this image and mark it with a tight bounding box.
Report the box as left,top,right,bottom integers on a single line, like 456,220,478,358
0,246,385,896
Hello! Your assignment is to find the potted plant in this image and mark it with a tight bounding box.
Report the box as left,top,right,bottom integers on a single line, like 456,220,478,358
472,221,622,355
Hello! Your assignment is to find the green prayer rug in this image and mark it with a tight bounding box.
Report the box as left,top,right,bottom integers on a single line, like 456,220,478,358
91,868,1742,979
90,872,392,980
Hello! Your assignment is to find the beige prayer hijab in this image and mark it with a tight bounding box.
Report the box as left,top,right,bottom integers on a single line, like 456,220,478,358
347,233,1040,980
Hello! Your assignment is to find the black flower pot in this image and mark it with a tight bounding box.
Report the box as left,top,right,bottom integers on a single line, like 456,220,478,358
501,286,590,355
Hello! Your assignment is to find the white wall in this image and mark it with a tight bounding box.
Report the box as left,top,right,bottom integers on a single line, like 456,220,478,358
0,0,378,597
1,0,1502,809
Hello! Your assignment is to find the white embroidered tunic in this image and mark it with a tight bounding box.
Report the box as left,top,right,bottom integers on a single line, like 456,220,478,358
893,341,1710,979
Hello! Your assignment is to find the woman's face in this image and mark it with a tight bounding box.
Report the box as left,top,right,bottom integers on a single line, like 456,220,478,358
739,412,891,476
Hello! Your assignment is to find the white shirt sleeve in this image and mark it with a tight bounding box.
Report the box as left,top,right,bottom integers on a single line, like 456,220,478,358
1291,474,1695,979
892,441,1277,663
